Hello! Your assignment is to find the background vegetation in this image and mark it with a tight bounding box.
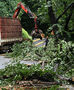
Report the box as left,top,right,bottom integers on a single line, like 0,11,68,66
0,0,74,40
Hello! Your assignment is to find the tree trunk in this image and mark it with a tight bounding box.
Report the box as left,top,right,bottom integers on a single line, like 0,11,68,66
46,0,56,24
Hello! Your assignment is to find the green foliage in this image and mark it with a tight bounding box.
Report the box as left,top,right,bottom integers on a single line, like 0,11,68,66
49,85,59,90
0,0,21,17
0,63,55,85
0,1,8,16
40,85,59,90
9,41,33,59
37,0,49,23
1,88,7,90
47,24,63,36
0,38,73,85
53,0,74,39
8,38,74,80
47,24,72,40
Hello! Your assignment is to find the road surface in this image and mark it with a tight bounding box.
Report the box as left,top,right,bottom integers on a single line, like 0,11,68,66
0,54,39,69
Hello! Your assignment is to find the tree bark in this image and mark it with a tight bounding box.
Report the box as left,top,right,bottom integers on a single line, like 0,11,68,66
46,0,56,24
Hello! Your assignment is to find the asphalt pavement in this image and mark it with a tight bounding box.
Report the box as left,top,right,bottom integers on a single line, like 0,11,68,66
0,54,39,69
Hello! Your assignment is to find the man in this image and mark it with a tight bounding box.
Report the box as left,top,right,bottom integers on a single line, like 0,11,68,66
31,29,45,39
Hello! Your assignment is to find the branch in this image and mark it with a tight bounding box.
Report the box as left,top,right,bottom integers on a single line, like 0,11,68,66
35,51,42,57
64,8,73,30
56,2,74,22
54,61,73,81
56,66,72,81
46,0,57,24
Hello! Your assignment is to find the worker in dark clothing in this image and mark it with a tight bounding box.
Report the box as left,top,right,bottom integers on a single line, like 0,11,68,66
31,29,44,39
